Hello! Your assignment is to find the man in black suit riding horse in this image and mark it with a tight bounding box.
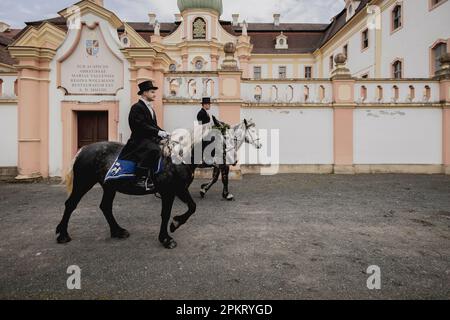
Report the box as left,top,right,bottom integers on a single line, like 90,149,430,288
118,80,169,191
196,97,230,166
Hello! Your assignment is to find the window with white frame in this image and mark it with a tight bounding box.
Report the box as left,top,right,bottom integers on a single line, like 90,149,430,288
362,29,369,50
253,66,262,79
392,4,402,31
305,66,312,79
278,66,287,79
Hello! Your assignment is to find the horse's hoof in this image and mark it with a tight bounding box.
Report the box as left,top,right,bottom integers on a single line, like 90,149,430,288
57,234,72,244
161,238,177,249
223,194,234,201
200,189,206,198
111,228,130,239
170,219,181,233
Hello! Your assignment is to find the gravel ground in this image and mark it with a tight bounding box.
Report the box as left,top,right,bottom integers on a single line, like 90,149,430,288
0,174,449,299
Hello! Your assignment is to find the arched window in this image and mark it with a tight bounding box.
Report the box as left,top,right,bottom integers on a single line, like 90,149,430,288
188,79,197,98
193,17,206,40
361,86,367,102
14,79,18,96
424,85,431,101
376,85,384,102
121,35,130,47
408,85,415,101
170,79,179,96
205,79,214,97
392,85,399,102
304,85,310,102
392,5,402,31
392,60,402,79
275,32,288,49
254,86,262,102
319,85,325,102
271,85,278,102
432,42,447,75
0,79,3,97
286,85,294,102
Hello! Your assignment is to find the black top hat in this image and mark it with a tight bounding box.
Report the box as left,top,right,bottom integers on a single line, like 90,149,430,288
202,97,211,105
138,80,158,95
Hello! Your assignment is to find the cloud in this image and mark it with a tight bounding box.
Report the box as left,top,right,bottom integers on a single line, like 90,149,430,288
0,0,345,28
222,0,345,24
0,0,76,27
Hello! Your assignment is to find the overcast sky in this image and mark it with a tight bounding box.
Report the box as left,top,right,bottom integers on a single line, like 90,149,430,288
0,0,345,28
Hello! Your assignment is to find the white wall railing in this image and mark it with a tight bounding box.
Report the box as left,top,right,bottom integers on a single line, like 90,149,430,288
241,80,333,104
354,80,440,104
163,74,219,100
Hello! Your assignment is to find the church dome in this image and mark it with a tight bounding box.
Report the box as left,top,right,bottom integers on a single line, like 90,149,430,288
177,0,223,15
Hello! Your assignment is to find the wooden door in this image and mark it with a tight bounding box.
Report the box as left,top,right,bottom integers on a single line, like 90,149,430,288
77,111,108,149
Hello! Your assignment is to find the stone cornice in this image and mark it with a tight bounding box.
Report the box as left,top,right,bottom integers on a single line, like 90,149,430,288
0,99,18,104
0,64,17,73
241,102,445,109
165,71,219,77
9,22,66,50
8,46,57,61
241,78,331,83
121,47,172,68
176,41,225,50
250,53,315,59
242,103,333,109
163,98,218,104
58,0,123,29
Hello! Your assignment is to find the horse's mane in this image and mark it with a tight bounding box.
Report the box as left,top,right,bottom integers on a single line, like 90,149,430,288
161,122,213,160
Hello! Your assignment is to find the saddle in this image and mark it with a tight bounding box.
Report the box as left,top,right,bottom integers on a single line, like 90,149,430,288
104,138,177,185
104,156,165,183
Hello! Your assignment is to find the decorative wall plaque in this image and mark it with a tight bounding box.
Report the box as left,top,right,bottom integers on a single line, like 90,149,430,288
59,24,124,95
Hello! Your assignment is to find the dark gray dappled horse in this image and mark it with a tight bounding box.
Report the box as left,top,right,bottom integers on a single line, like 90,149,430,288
56,123,216,249
56,119,260,249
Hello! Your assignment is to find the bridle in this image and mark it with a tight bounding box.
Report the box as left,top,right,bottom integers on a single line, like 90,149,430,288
223,121,260,153
244,123,261,147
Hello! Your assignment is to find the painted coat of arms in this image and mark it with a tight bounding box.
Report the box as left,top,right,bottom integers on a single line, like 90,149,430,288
86,40,99,56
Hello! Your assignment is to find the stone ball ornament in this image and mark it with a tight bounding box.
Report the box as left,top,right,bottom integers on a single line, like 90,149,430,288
224,42,236,54
335,53,347,64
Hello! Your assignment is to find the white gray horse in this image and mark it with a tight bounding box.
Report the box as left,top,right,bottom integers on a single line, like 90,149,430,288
199,119,262,200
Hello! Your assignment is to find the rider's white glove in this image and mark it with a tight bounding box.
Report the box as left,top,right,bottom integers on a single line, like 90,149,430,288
158,130,169,139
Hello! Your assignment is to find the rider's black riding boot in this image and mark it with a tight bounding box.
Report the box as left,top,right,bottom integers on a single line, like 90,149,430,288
136,166,155,192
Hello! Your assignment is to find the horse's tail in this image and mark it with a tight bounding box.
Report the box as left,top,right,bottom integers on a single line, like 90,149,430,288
61,148,83,195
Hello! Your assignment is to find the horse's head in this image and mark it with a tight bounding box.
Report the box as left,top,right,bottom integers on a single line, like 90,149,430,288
160,136,176,158
243,119,262,149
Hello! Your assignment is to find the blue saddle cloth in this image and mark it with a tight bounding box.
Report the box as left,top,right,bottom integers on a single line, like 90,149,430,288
104,157,164,183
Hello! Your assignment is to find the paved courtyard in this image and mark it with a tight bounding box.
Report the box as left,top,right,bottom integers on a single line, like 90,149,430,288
0,174,449,299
